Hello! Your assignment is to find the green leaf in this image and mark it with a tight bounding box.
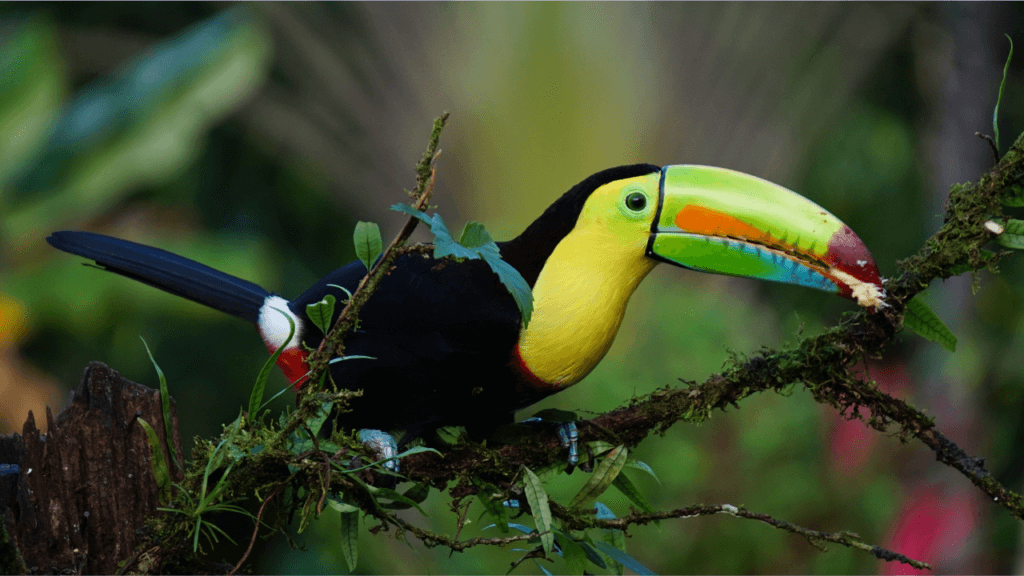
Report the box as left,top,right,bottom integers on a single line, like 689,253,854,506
592,541,656,576
904,295,957,352
994,34,1014,152
585,441,616,458
521,465,554,555
306,401,333,438
594,503,625,575
339,510,359,572
481,251,534,327
391,204,534,327
612,471,655,514
473,478,510,533
570,444,628,508
327,498,359,514
435,426,466,445
997,219,1024,250
305,294,336,336
531,461,568,483
553,529,588,575
575,534,609,570
458,221,495,248
401,482,431,505
353,221,383,272
248,307,295,422
137,417,172,504
140,337,179,471
624,460,660,485
372,486,428,515
339,445,442,475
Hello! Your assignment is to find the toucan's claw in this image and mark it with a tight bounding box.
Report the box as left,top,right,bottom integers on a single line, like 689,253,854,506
521,418,579,467
357,429,400,473
558,422,579,466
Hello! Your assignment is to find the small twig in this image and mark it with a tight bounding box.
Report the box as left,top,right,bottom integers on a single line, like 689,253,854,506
554,503,931,570
388,512,553,552
976,131,1001,163
269,113,449,447
305,113,449,383
228,480,291,576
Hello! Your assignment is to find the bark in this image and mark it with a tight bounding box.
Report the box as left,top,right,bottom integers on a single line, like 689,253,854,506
0,362,182,575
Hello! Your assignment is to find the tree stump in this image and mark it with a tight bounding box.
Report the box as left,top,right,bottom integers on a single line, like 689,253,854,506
0,362,182,574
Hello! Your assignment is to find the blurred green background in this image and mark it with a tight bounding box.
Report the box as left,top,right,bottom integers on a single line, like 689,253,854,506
1,3,1023,574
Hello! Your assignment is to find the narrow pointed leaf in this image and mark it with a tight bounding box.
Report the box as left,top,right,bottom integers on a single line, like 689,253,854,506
353,221,382,272
594,503,626,574
592,541,656,576
612,471,656,514
994,34,1013,151
327,498,358,513
586,441,616,458
996,219,1024,249
137,417,171,504
373,486,428,515
553,530,588,574
521,465,554,555
305,294,336,336
339,510,359,572
249,308,294,421
570,445,628,508
904,295,957,352
473,478,510,533
140,337,179,471
531,461,568,483
624,459,661,484
577,535,608,569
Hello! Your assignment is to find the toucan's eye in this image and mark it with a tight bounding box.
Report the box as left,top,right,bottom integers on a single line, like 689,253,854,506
625,192,647,211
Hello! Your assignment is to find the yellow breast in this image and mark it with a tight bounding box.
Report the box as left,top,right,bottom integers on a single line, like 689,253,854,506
515,175,658,388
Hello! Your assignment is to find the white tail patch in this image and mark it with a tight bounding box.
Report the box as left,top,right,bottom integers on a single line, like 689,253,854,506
257,296,303,350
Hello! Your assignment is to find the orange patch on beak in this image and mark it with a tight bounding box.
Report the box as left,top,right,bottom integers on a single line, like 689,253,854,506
674,205,774,247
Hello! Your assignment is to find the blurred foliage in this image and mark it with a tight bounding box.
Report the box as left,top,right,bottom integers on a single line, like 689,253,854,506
1,3,1024,575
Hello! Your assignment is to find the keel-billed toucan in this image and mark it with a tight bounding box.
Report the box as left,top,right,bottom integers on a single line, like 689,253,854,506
48,164,883,463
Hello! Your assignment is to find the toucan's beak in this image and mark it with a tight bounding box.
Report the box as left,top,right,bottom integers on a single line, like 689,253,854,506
648,165,885,308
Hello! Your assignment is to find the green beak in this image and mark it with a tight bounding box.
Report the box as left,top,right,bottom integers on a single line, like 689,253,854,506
647,165,884,306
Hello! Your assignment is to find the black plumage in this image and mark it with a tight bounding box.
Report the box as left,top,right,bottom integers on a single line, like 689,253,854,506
46,163,663,442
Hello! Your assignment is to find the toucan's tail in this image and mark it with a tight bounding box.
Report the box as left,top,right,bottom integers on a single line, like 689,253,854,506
47,231,271,324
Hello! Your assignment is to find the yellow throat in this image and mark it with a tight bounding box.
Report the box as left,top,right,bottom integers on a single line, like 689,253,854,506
516,174,659,388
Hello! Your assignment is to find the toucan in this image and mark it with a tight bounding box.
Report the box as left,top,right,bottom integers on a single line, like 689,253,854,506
47,164,883,466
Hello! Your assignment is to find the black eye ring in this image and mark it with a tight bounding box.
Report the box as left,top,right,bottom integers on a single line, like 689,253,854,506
625,191,647,211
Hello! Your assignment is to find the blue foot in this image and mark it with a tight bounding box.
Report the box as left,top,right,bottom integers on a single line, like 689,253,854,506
357,429,400,473
521,418,579,466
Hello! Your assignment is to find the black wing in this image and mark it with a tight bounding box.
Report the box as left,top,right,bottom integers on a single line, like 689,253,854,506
289,253,525,438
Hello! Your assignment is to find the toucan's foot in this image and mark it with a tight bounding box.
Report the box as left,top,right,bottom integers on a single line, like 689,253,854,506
357,429,400,473
521,418,579,467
